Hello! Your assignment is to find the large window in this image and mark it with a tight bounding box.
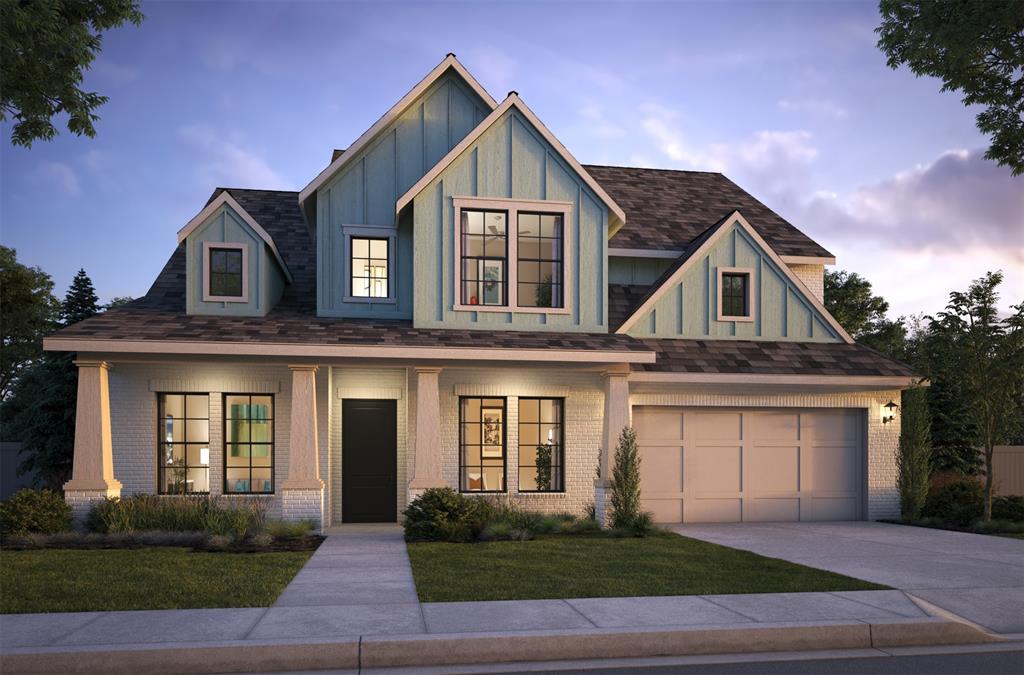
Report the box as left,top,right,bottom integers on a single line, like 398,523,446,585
209,247,244,297
224,394,274,494
350,237,389,298
460,210,508,306
717,267,753,321
517,213,564,308
158,394,210,494
518,398,564,492
459,397,506,492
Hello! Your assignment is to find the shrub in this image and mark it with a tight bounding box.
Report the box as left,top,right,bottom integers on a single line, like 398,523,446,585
972,519,1024,535
992,495,1024,522
609,427,642,529
922,479,984,526
0,489,72,537
403,487,487,542
86,494,267,538
265,519,317,539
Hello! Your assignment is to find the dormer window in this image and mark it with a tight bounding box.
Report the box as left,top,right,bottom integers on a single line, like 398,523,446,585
351,237,389,298
202,242,249,303
717,267,754,322
453,197,571,313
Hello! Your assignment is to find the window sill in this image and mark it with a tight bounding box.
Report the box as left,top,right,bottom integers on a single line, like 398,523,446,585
453,303,571,315
343,295,397,305
517,491,567,496
718,315,755,323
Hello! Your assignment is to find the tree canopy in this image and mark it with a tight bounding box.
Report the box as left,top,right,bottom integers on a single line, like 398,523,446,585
876,0,1024,175
0,0,144,147
0,246,59,400
824,270,907,357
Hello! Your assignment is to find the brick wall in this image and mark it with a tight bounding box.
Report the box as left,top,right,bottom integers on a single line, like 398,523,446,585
788,263,825,302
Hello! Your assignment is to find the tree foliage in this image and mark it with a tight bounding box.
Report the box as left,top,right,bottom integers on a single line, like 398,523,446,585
0,246,59,401
0,0,144,147
897,386,932,521
824,270,907,357
876,0,1024,175
609,427,642,529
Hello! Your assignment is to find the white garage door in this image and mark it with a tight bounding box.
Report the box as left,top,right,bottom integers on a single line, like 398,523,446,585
635,408,864,523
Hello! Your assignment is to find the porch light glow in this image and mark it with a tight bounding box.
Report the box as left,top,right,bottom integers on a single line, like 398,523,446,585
882,400,898,424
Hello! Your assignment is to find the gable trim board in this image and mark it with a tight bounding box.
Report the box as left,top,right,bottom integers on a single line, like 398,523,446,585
299,55,498,205
781,255,837,266
615,211,854,343
395,94,627,230
609,247,684,259
177,191,294,284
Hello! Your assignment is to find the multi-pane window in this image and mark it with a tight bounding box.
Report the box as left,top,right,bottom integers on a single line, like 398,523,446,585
460,210,508,306
459,397,506,492
209,247,244,297
351,237,389,298
721,272,750,317
518,398,564,492
224,394,274,494
158,394,210,494
517,213,564,308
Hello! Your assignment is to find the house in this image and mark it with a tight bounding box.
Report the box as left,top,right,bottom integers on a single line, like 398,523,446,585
45,55,917,527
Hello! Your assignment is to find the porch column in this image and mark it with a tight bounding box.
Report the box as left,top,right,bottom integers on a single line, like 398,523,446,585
64,360,122,521
409,367,444,497
281,365,324,526
595,367,631,525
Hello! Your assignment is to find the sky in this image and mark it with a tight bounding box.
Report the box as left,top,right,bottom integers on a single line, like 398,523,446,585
1,0,1021,318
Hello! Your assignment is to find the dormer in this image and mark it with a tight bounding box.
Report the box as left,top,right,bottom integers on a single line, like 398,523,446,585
179,190,292,317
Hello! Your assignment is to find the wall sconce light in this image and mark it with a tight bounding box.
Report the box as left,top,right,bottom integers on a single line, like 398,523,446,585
882,400,898,424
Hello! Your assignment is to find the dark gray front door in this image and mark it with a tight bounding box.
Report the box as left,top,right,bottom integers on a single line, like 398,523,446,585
341,399,397,522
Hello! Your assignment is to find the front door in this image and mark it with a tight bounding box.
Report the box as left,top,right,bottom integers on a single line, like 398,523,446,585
342,399,397,522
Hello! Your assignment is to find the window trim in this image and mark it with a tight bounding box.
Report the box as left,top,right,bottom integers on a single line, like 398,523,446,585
156,392,211,495
342,224,397,305
222,393,276,495
458,396,508,493
202,242,249,303
716,266,755,322
348,236,391,299
452,196,572,314
516,396,565,493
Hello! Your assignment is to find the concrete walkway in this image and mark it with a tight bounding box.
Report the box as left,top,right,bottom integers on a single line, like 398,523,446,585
672,521,1024,635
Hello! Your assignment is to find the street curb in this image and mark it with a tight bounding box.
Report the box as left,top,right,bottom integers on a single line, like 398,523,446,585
0,617,999,674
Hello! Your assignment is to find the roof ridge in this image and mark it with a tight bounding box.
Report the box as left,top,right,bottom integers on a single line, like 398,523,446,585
583,163,724,176
218,187,300,195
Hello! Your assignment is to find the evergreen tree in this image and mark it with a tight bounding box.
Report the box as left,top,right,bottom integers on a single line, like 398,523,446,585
609,427,642,529
898,386,932,521
61,269,100,325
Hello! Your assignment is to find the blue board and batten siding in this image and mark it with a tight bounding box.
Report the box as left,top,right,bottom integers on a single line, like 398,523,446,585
411,108,609,332
316,71,490,319
622,221,842,342
185,205,286,316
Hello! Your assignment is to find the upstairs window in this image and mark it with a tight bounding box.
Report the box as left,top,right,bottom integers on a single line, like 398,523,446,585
203,243,248,302
460,210,508,306
717,267,754,321
453,198,571,312
351,237,389,298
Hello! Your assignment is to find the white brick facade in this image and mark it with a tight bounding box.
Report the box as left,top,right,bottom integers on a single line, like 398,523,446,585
788,263,825,302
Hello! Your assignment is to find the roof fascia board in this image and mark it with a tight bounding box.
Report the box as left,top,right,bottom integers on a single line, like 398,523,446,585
298,55,497,205
615,211,854,342
608,247,684,259
395,95,628,230
780,254,837,266
43,337,656,364
176,192,293,284
630,372,921,388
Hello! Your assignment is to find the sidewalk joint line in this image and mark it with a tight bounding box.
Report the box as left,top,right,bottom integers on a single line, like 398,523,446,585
699,595,760,623
561,599,599,628
825,591,909,618
48,611,108,646
240,607,270,640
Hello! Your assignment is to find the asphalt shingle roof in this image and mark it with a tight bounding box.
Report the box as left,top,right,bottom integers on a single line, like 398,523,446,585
585,164,833,259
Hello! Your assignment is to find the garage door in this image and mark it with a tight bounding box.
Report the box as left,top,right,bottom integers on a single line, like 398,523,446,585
634,408,864,523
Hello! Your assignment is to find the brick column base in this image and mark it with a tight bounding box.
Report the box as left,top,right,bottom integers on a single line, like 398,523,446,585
65,487,120,524
281,487,324,530
593,480,611,528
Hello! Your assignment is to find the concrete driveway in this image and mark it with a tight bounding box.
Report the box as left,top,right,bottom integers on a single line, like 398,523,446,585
671,521,1024,635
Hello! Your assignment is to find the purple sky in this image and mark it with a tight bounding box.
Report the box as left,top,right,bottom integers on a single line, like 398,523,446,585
2,0,1021,316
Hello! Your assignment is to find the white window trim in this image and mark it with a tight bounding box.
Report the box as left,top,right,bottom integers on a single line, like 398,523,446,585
452,196,573,315
342,224,397,305
716,266,755,323
202,242,250,303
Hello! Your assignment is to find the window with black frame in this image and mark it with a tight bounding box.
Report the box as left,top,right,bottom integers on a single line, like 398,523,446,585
517,213,564,308
459,397,506,492
209,247,243,297
721,272,750,317
350,237,389,298
158,394,210,494
460,210,507,306
518,398,564,492
224,394,274,494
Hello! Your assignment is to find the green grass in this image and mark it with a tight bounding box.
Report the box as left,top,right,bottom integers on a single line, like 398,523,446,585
408,532,888,602
0,548,313,614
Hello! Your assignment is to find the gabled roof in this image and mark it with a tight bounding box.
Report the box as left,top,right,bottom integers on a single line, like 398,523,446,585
177,190,294,284
298,54,497,206
586,164,834,261
614,211,853,342
395,94,627,230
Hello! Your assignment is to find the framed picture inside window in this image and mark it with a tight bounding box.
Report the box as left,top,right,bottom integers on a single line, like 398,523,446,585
482,406,503,457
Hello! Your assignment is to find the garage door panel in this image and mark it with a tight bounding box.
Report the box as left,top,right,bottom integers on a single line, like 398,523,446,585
749,412,800,441
749,445,800,492
805,411,859,442
693,412,742,441
643,499,683,523
640,445,683,493
746,497,801,522
812,445,859,492
634,409,684,442
809,497,858,521
690,445,741,494
689,498,742,523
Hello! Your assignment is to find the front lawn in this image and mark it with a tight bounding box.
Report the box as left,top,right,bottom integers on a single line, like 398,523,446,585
408,532,887,602
0,548,312,613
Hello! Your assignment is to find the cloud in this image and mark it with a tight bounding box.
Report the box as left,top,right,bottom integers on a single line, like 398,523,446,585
778,97,849,120
578,103,625,139
178,125,290,189
89,58,141,84
37,162,81,195
463,46,517,99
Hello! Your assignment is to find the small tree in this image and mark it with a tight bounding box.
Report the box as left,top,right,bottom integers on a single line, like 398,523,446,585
897,385,932,521
534,444,552,491
609,427,642,528
0,246,59,401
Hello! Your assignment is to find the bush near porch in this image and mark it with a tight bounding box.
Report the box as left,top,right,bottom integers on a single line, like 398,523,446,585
893,477,1024,539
